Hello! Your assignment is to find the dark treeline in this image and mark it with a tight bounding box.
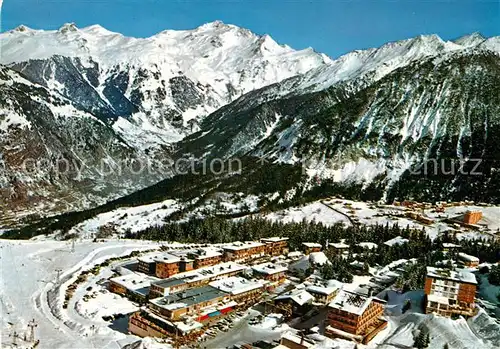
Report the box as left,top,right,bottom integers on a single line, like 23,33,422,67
125,216,500,264
126,217,410,250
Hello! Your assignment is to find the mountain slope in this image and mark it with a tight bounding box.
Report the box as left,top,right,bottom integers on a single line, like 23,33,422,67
176,49,500,203
1,22,329,137
0,65,174,225
1,23,499,229
0,21,329,224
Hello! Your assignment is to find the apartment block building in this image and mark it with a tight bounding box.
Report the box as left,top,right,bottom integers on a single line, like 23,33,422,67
252,262,288,285
209,276,265,307
155,254,181,278
458,253,480,268
149,262,248,298
149,285,230,321
424,267,477,317
222,241,266,262
325,288,387,344
260,237,289,256
463,211,482,225
188,249,222,269
302,242,322,255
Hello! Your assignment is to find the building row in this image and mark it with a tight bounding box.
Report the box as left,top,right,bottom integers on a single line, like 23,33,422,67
137,237,289,280
128,275,266,337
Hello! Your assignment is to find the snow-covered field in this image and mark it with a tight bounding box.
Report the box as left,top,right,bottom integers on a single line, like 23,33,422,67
0,239,161,349
262,199,500,240
260,201,351,226
50,194,500,242
69,199,180,238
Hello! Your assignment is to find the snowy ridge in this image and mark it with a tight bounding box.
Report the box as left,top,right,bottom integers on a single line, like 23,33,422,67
293,33,499,93
0,21,329,96
2,23,500,221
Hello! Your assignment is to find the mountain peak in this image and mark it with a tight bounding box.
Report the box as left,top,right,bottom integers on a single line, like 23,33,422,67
454,32,486,47
81,24,119,36
197,20,232,31
12,25,32,33
58,22,79,34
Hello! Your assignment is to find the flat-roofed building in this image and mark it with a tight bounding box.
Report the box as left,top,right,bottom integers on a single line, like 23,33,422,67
326,288,387,344
252,262,287,284
424,267,477,317
306,284,340,305
223,241,266,262
149,285,230,321
458,253,480,268
129,309,203,338
155,254,181,278
328,242,350,255
442,243,461,253
178,256,194,273
210,276,265,306
261,237,289,256
137,255,158,275
149,262,248,298
463,211,482,224
279,331,315,349
108,273,160,301
188,248,222,269
302,242,322,255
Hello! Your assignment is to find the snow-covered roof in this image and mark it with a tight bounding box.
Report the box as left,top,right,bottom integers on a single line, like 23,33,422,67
110,273,160,291
302,242,322,248
350,260,365,268
252,262,288,275
287,251,303,258
223,241,265,251
175,319,204,334
443,243,461,248
137,254,157,264
309,252,329,266
150,285,228,310
152,262,248,289
329,242,350,249
383,236,409,247
458,252,480,262
188,248,222,259
153,253,181,263
280,331,315,348
306,284,339,296
426,267,477,284
357,242,378,249
209,276,265,295
275,289,314,306
328,288,384,316
261,237,289,243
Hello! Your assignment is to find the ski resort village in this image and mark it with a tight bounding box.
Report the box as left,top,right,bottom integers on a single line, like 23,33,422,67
1,4,500,349
1,198,499,349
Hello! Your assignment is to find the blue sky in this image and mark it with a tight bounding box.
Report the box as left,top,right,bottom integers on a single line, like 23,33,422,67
1,0,498,58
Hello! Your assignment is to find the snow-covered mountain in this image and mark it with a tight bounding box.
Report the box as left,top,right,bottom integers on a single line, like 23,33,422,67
0,21,330,223
1,21,330,142
175,35,500,204
1,21,499,227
